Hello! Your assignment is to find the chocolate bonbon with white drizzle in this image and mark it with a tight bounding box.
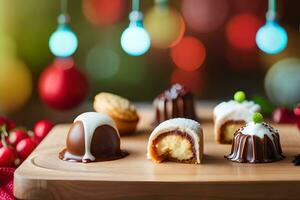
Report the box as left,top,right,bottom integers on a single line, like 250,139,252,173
59,112,128,162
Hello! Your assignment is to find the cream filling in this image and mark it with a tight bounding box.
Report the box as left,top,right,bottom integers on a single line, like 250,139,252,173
147,118,202,164
223,123,242,142
155,135,194,161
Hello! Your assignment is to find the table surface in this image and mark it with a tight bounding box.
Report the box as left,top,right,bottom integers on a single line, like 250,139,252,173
14,105,300,200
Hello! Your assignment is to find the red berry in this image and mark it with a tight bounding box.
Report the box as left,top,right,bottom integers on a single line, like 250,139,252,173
294,106,300,116
0,117,16,131
31,136,41,145
272,108,300,124
0,118,6,127
0,146,17,167
9,129,29,146
297,121,300,131
33,120,53,142
6,119,16,130
16,138,37,160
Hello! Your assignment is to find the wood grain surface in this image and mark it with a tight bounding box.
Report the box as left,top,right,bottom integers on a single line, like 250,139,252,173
14,105,300,200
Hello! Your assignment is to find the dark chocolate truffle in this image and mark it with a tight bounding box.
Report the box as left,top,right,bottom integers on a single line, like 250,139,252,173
59,112,128,163
153,83,196,124
225,121,285,163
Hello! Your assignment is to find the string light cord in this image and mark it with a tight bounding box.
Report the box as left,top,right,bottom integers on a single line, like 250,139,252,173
266,0,276,21
61,0,68,15
155,0,168,8
132,0,140,11
58,0,70,25
129,0,143,25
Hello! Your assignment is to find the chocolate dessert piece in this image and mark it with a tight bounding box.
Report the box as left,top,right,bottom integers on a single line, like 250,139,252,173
59,112,128,162
147,118,203,164
292,154,300,166
153,83,196,124
214,91,261,144
225,113,285,163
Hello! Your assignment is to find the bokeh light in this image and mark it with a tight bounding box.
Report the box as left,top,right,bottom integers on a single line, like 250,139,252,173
49,25,78,57
265,58,300,107
171,68,204,92
86,46,120,80
182,0,229,33
0,59,32,113
259,26,300,69
144,6,185,48
231,0,266,14
0,33,17,58
120,25,151,56
226,47,260,70
111,55,147,86
171,36,206,71
226,13,263,50
82,0,128,26
256,21,288,54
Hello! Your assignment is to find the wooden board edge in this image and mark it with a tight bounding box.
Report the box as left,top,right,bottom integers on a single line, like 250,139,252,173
14,177,300,200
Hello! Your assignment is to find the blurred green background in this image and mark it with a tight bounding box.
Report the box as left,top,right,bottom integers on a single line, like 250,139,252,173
0,0,300,125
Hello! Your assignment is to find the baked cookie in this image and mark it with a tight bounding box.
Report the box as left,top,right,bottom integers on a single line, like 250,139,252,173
93,92,139,136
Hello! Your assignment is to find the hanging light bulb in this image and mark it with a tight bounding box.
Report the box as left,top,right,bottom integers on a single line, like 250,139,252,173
49,0,78,57
256,0,287,54
120,0,151,56
144,0,185,48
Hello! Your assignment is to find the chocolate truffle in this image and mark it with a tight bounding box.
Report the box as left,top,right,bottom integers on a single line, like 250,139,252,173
147,118,203,164
59,112,128,162
225,113,284,163
213,91,261,144
153,83,196,124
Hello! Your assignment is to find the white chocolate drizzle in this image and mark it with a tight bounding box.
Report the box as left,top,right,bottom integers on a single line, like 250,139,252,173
241,121,279,139
213,100,261,133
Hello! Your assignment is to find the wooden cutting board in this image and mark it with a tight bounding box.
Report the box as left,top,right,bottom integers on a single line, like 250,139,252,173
14,106,300,200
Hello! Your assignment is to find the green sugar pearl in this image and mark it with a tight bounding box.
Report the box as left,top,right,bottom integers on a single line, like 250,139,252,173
253,112,264,124
234,91,246,103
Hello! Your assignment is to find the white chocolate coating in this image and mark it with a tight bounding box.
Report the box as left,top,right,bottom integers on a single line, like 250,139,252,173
147,118,203,164
67,112,119,162
241,121,278,139
213,100,261,135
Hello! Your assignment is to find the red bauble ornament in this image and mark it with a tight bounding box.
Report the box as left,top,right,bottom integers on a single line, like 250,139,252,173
38,58,88,110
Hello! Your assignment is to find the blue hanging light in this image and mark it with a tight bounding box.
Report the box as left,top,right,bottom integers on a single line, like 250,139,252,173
120,0,151,56
49,0,78,57
256,0,287,54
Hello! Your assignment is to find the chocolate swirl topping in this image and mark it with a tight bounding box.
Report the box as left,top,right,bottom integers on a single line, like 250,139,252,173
153,83,196,124
225,124,285,163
